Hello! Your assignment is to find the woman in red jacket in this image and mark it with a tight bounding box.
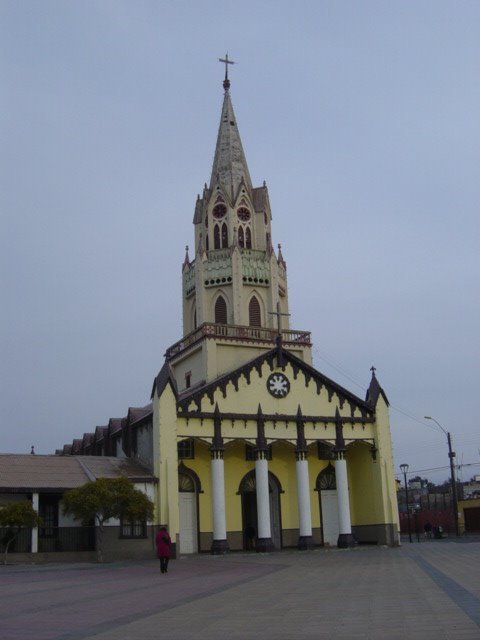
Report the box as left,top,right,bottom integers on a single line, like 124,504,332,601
155,526,172,574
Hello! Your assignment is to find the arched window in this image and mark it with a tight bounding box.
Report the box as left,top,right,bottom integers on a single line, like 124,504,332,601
215,296,227,324
205,234,209,251
249,296,261,327
245,227,252,249
214,225,221,249
221,223,228,248
238,227,244,248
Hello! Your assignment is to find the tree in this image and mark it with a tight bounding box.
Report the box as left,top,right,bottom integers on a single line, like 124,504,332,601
62,477,154,562
0,501,42,565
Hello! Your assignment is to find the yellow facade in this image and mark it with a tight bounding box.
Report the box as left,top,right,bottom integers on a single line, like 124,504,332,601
152,352,400,552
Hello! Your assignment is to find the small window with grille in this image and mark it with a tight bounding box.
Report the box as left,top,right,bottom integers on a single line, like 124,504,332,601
178,439,195,459
120,519,147,538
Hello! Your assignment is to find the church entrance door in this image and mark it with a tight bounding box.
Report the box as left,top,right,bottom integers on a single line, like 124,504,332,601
320,490,340,546
316,463,340,546
179,492,198,553
240,470,282,550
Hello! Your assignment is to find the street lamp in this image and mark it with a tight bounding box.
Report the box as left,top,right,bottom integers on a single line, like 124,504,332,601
424,416,459,537
400,463,412,543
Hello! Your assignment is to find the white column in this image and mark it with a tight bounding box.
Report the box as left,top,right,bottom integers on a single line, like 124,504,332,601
296,457,313,543
211,456,226,539
31,492,39,553
255,456,272,542
335,456,354,547
210,452,229,553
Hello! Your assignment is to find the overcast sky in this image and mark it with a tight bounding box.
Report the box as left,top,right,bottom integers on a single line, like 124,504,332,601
1,1,479,484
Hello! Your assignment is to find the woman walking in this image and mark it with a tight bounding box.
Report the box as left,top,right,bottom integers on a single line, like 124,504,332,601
155,526,172,574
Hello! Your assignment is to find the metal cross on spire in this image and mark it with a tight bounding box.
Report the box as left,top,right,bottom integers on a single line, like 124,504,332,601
219,53,235,90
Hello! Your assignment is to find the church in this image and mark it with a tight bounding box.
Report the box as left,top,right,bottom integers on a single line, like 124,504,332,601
59,61,400,555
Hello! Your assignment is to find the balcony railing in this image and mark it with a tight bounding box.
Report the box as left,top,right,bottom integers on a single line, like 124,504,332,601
165,322,311,360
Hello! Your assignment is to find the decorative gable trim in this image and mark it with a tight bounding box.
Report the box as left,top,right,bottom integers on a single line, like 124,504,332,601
176,346,374,419
150,362,178,400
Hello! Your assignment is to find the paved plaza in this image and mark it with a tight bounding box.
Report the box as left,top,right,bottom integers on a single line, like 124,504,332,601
1,540,479,640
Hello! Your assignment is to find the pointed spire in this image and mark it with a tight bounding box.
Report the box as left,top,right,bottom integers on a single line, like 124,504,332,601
366,366,389,407
182,245,190,270
266,233,274,257
334,407,346,454
197,232,205,257
256,404,267,453
210,71,253,201
296,406,307,455
212,403,224,452
277,243,286,268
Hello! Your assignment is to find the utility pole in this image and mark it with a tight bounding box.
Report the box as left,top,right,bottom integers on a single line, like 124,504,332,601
424,416,459,536
400,463,412,543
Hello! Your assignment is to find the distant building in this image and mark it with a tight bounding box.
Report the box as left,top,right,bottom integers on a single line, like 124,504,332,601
0,454,155,560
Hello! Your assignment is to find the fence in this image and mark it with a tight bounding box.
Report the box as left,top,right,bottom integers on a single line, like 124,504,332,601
0,526,95,553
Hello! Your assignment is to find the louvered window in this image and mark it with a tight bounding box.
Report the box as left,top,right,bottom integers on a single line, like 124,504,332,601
245,227,252,249
215,296,227,324
238,226,245,248
221,223,228,248
249,296,261,327
214,225,221,249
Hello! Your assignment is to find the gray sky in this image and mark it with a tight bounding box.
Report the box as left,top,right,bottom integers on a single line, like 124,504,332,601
1,1,479,484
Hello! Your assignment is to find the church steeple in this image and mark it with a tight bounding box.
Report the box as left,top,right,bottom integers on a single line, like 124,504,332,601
172,60,311,390
209,66,253,201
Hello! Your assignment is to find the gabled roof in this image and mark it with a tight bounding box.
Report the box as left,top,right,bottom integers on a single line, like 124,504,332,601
151,361,177,400
108,418,125,436
95,425,108,440
0,455,155,493
176,345,374,417
127,404,153,426
365,369,389,407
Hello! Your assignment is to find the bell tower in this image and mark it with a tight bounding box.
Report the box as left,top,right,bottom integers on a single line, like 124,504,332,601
166,58,312,391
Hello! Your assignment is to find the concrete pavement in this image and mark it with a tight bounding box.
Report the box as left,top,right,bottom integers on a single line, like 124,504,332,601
1,539,479,640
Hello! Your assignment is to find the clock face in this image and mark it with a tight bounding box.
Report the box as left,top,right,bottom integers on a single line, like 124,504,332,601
267,372,290,398
237,207,251,222
213,204,227,219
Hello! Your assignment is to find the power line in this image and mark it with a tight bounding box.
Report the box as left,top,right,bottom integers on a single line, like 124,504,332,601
395,461,480,477
312,345,453,436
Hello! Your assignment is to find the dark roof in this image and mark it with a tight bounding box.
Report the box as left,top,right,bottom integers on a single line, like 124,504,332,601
151,361,177,400
365,371,389,407
0,454,156,493
108,418,125,436
127,404,153,425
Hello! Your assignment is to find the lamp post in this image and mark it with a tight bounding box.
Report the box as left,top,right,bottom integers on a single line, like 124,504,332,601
400,463,412,543
424,416,459,537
